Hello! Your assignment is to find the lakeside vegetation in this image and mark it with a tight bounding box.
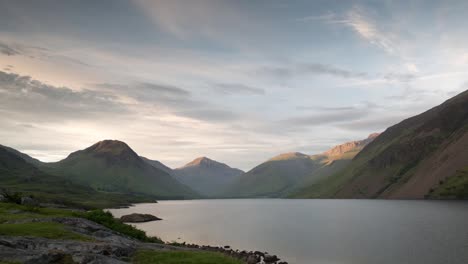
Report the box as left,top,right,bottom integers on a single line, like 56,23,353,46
133,250,243,264
430,167,468,199
0,202,242,264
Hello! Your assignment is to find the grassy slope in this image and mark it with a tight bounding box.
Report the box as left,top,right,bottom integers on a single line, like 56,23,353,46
430,167,468,199
0,203,239,264
43,141,197,199
173,158,244,197
292,89,468,199
133,250,242,264
223,154,324,198
0,146,157,209
0,222,91,241
0,203,89,241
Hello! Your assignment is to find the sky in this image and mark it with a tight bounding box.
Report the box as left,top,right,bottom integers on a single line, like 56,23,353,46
0,0,467,170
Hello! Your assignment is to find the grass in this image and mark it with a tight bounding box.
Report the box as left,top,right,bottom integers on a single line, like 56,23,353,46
0,203,163,243
133,250,243,264
0,202,77,223
0,222,91,241
430,167,468,199
83,209,164,243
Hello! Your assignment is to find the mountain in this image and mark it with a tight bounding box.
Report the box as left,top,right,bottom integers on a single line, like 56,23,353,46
173,157,244,196
0,146,99,207
44,140,197,199
0,145,166,208
292,89,468,199
223,134,379,198
140,156,173,174
0,144,43,167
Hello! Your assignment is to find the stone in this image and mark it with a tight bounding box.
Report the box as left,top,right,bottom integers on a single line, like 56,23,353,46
264,254,280,263
20,196,39,206
120,213,162,223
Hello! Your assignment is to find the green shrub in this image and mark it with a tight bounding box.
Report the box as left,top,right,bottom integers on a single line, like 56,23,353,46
0,189,23,204
83,210,163,243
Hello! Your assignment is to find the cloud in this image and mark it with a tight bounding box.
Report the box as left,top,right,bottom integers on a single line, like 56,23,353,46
175,109,240,122
95,82,240,122
296,106,356,111
213,83,265,95
132,0,252,42
344,7,397,55
96,82,191,103
0,71,128,122
299,7,399,55
383,72,416,82
280,107,369,127
0,42,21,56
258,63,366,79
296,12,337,22
338,115,408,131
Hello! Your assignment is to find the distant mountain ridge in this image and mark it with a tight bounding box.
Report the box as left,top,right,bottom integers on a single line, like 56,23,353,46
292,89,468,199
223,134,379,198
323,133,380,157
43,140,197,199
173,157,244,196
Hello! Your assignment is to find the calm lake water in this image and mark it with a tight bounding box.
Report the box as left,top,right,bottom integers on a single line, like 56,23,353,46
109,199,468,264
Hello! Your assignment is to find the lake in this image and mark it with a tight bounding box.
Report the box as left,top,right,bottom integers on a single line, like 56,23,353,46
109,199,468,264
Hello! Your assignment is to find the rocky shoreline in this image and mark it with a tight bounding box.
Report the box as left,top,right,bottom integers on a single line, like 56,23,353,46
175,243,288,264
0,215,287,264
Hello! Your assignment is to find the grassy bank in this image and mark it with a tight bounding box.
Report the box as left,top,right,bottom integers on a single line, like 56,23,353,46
133,250,243,264
0,202,241,264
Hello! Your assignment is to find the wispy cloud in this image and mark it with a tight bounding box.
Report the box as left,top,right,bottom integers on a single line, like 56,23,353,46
213,83,265,95
0,42,22,56
258,63,367,79
0,71,127,122
344,7,398,55
298,7,399,55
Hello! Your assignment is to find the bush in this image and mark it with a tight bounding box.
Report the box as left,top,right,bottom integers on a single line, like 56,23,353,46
83,210,163,243
0,189,23,204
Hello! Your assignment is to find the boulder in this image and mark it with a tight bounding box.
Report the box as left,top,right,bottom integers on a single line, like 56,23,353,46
120,213,162,223
264,254,280,263
246,254,260,264
20,196,39,206
0,194,6,202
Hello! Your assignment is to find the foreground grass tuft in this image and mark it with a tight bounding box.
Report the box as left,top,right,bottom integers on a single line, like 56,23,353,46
430,168,468,199
133,250,243,264
0,222,91,241
0,203,78,223
83,210,163,243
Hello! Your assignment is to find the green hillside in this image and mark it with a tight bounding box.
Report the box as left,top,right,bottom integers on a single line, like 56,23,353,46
0,146,154,209
174,157,243,197
292,89,468,199
43,140,197,199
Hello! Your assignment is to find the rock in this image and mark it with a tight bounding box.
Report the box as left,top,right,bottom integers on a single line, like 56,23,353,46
264,254,280,263
0,194,6,202
246,254,260,264
20,196,39,206
120,213,162,223
24,250,75,264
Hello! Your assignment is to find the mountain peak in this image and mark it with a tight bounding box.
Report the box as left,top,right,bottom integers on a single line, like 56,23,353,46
323,133,379,157
87,140,134,155
270,152,309,161
69,140,142,164
184,156,219,167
